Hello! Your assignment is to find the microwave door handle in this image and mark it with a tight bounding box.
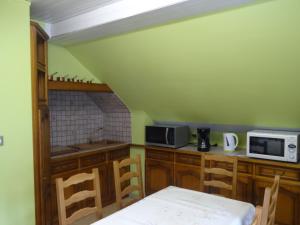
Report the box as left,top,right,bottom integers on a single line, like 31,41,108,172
166,128,169,145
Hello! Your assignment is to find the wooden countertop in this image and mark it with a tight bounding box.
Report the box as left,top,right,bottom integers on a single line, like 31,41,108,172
51,142,130,160
145,144,300,169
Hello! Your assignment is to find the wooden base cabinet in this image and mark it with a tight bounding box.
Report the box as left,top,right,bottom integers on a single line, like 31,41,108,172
145,146,300,225
254,178,300,225
31,21,51,225
236,175,254,203
145,159,174,195
50,146,129,225
175,164,201,191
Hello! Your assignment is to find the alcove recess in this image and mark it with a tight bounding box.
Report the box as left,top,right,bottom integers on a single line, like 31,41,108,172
47,81,131,151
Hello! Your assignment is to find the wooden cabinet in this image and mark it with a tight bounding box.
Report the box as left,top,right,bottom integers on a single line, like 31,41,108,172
236,175,253,203
145,159,174,195
175,164,201,191
50,145,129,225
145,146,300,225
174,152,201,191
30,21,51,225
254,177,300,225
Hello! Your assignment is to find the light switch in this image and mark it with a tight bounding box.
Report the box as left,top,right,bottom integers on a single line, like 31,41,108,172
0,136,3,146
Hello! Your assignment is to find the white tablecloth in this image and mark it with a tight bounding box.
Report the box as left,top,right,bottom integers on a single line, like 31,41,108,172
92,186,255,225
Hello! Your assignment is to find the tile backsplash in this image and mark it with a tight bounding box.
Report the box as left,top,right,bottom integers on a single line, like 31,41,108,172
49,91,131,148
104,113,131,142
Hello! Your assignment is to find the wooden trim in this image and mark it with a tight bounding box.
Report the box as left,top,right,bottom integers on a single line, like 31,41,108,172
51,143,130,160
30,21,49,40
48,80,113,92
130,144,145,148
31,21,41,225
145,146,300,169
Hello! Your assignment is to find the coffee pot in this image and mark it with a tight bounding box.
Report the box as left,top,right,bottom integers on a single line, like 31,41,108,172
197,128,210,152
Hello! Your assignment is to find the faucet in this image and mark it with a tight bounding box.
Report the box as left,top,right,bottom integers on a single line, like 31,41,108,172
88,127,103,144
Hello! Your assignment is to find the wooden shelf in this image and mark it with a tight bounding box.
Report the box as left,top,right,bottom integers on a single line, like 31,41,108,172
48,80,113,92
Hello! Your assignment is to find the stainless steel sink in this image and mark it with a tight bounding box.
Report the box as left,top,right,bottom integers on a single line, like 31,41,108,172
68,140,121,151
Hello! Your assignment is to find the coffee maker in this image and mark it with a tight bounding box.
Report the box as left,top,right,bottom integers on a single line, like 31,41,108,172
197,128,210,152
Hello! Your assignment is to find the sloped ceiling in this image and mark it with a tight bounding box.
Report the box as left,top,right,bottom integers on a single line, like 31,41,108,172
67,0,300,128
31,0,121,23
31,0,255,45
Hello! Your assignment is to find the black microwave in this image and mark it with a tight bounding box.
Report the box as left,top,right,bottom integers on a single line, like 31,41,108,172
145,125,189,148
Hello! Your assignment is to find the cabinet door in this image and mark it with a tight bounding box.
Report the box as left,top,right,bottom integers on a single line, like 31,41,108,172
236,175,253,203
145,159,174,195
175,164,201,191
255,179,300,225
80,164,109,207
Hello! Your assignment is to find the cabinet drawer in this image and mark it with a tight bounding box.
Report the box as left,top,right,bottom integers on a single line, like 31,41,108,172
255,165,300,181
146,149,174,162
51,159,78,174
175,153,201,166
80,153,106,168
238,162,253,174
108,148,130,161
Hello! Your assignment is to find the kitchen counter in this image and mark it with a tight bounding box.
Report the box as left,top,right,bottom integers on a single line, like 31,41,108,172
179,145,247,157
145,144,300,169
51,140,130,158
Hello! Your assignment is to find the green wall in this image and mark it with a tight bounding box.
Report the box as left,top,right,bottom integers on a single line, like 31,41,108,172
32,19,100,83
0,1,35,225
130,111,152,181
48,44,101,82
68,0,300,131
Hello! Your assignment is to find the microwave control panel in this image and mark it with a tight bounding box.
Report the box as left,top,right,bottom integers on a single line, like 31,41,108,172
287,137,298,161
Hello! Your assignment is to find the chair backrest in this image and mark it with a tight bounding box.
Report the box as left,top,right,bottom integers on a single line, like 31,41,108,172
200,154,238,199
113,154,144,209
260,175,280,225
56,168,102,225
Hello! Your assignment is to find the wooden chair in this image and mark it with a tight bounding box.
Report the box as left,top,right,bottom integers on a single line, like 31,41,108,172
56,168,102,225
113,154,144,209
200,154,238,199
252,175,280,225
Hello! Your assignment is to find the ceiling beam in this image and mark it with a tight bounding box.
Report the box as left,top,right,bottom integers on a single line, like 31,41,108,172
47,0,254,45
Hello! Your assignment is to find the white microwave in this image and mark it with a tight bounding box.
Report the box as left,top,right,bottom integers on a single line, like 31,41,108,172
247,130,300,163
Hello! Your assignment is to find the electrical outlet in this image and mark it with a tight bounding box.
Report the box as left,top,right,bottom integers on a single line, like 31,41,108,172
0,136,3,146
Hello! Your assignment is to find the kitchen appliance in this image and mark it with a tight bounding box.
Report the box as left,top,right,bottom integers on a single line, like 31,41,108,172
247,130,300,163
223,133,239,151
145,125,189,148
197,128,210,152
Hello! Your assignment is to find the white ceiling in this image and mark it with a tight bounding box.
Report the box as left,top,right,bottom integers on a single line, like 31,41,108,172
30,0,255,45
31,0,121,23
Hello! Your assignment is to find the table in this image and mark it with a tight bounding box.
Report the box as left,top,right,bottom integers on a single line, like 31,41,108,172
92,186,255,225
